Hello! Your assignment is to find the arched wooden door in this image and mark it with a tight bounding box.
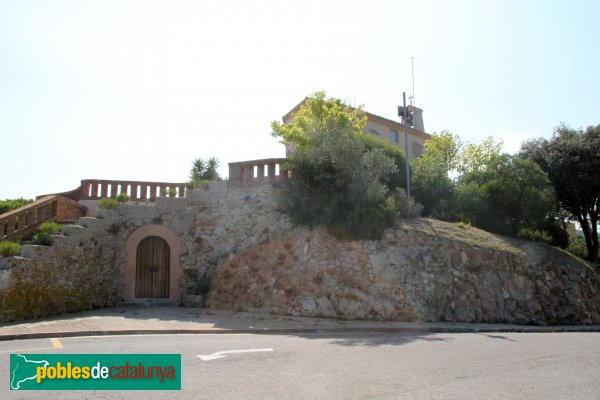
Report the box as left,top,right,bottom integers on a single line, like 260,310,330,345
135,236,170,298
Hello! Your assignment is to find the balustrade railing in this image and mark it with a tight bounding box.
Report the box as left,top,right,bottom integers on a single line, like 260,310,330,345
49,180,186,202
0,195,87,241
2,162,289,241
228,158,290,186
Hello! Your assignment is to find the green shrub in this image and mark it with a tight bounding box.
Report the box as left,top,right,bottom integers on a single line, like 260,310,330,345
189,157,222,182
394,189,423,219
98,198,117,210
455,221,471,229
161,188,178,197
567,237,588,260
518,227,552,244
186,180,210,190
0,241,21,256
34,231,54,246
286,121,399,240
116,193,130,203
272,92,410,240
38,221,62,235
357,132,406,190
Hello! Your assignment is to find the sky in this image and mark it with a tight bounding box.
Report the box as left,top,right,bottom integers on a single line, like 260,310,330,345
1,0,599,199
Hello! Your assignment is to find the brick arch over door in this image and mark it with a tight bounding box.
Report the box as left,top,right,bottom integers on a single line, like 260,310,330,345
124,224,182,303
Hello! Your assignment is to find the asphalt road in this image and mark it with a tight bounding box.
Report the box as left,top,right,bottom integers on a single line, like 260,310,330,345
1,332,599,399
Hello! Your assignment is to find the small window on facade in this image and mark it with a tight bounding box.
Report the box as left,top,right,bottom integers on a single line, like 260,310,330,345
412,142,424,157
389,130,398,143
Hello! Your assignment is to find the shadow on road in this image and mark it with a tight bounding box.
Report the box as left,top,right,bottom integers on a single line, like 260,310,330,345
478,334,516,342
0,306,496,348
288,332,453,347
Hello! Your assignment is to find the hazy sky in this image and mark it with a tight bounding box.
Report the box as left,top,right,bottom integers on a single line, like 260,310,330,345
1,0,599,199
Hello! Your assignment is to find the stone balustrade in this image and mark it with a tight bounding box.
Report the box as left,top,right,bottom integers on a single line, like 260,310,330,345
51,180,187,202
0,195,87,241
228,158,290,186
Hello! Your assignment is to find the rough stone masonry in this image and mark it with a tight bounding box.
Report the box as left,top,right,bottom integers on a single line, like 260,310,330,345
206,219,600,325
1,181,599,325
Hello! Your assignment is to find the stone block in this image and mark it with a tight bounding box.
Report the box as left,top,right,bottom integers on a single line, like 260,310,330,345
21,244,55,260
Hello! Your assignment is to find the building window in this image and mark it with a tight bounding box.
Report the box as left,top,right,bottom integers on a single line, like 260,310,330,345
388,130,398,143
412,143,424,157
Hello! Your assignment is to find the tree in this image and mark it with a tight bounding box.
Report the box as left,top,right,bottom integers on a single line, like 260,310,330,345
271,92,417,240
448,155,553,236
520,124,600,263
479,155,553,235
273,91,408,191
271,91,367,152
0,198,33,215
410,131,557,241
189,157,222,184
455,136,504,182
411,131,460,215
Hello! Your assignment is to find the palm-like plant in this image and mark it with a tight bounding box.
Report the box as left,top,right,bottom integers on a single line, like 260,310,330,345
188,157,222,186
204,157,221,181
189,158,206,182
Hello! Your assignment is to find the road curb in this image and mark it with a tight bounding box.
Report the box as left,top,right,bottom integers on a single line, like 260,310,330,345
2,325,600,341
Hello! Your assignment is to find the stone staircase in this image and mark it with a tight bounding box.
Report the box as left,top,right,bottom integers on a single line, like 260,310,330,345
17,208,116,265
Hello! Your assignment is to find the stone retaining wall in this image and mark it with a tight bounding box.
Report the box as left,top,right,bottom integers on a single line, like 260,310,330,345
0,181,291,321
2,179,599,325
206,220,600,325
0,223,123,321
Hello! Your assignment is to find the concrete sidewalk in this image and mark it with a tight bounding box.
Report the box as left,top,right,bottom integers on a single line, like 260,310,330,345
1,306,599,341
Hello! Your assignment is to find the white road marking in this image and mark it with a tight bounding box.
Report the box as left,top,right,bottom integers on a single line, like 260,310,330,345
197,348,274,361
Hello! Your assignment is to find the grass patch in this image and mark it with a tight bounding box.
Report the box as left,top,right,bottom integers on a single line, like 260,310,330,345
413,218,524,254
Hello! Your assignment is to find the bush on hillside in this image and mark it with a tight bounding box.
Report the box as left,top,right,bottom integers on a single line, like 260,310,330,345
116,193,130,203
34,231,53,246
567,237,588,260
0,241,21,257
38,221,62,235
98,198,117,210
273,92,416,240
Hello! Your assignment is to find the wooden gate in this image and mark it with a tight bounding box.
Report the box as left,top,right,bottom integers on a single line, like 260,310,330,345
135,236,170,298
